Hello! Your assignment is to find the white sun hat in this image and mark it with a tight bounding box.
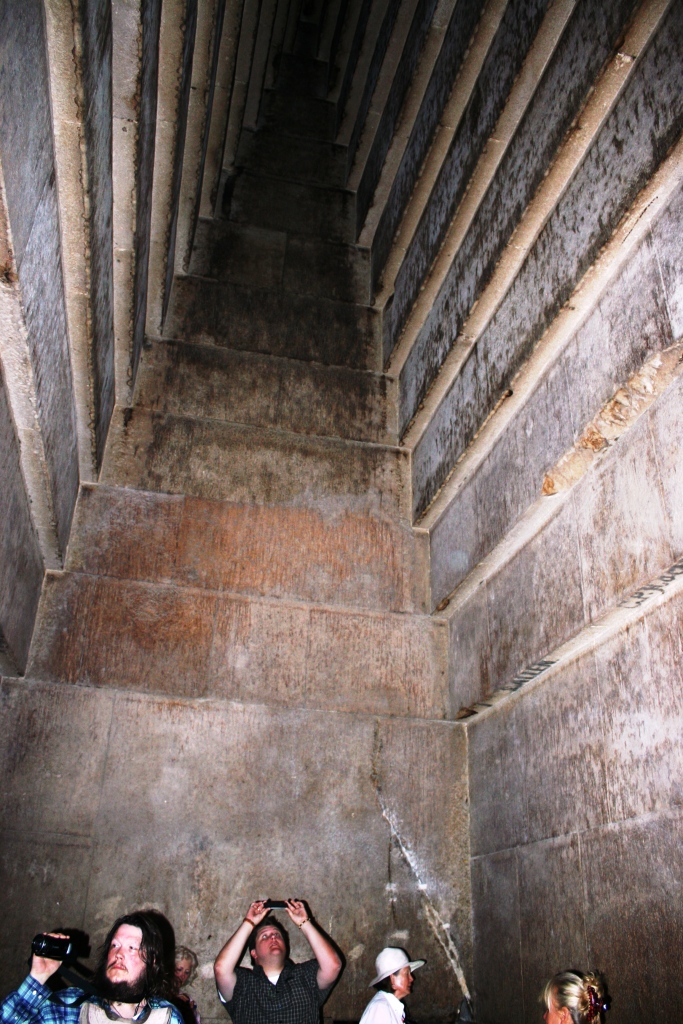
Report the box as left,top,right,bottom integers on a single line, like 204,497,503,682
369,947,426,987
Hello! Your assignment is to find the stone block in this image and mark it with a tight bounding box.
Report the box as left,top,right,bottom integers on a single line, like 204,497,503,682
650,177,683,339
411,344,489,518
67,484,422,613
447,583,490,711
202,221,287,290
581,812,683,1023
28,572,218,698
560,234,673,439
375,717,471,965
0,831,92,997
260,89,339,139
467,700,528,856
516,656,611,844
573,413,674,622
430,473,480,604
166,276,381,370
594,598,683,823
283,236,372,304
28,573,447,717
470,850,524,1024
0,677,113,836
102,408,410,521
517,834,587,1020
135,339,394,444
486,500,585,689
646,371,683,554
0,374,43,672
237,127,349,188
231,171,356,243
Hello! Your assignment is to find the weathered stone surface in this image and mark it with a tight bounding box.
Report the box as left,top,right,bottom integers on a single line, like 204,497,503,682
486,500,585,688
646,370,683,554
447,582,490,711
80,0,115,468
428,210,678,604
581,812,683,1023
573,413,674,622
28,573,448,717
468,581,683,1023
354,0,439,240
0,372,43,673
650,176,683,340
260,89,339,139
237,127,349,188
371,0,484,289
135,340,396,443
283,236,372,304
102,407,410,520
517,834,587,1018
166,275,381,370
398,0,638,428
0,829,93,999
67,484,426,613
0,0,79,555
412,5,683,516
470,850,523,1024
0,677,114,836
231,171,356,242
386,0,551,359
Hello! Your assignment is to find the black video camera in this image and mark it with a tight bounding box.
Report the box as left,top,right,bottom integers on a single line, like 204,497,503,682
31,934,75,961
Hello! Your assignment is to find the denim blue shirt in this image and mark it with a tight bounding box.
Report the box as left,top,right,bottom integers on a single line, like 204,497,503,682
1,975,185,1024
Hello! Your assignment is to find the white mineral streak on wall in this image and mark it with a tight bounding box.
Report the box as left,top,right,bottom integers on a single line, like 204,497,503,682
378,798,470,1001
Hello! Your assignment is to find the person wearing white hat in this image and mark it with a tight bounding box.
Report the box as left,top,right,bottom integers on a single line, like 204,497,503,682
358,948,425,1024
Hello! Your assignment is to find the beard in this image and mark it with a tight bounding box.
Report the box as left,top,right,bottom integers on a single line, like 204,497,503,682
98,974,147,1005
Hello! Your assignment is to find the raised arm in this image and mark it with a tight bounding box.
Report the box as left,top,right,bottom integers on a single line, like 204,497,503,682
214,901,269,1002
284,901,342,990
1,933,67,1023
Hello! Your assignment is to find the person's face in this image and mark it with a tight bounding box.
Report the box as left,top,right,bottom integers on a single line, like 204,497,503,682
544,993,570,1024
106,925,146,989
390,965,414,1000
251,925,286,968
175,958,193,988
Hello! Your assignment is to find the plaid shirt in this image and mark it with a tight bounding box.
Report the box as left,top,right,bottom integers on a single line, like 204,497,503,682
1,975,185,1024
222,960,331,1024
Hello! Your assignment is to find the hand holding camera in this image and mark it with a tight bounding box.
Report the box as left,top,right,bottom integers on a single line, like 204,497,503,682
30,933,73,986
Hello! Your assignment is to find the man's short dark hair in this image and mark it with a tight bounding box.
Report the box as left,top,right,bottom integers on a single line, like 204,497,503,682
94,911,166,997
247,916,290,957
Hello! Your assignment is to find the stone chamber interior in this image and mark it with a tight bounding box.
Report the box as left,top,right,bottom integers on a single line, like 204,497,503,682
1,0,683,1021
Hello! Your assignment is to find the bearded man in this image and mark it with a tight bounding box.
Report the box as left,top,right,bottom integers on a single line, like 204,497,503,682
1,912,185,1023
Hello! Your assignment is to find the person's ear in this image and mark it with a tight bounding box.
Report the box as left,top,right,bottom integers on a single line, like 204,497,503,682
250,948,256,960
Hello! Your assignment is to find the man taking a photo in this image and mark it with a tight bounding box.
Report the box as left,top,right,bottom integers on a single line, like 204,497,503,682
214,900,341,1024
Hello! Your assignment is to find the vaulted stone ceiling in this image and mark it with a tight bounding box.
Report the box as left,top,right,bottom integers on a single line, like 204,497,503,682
1,2,683,1022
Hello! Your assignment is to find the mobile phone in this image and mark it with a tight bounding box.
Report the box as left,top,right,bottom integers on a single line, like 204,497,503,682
263,899,289,909
31,935,74,961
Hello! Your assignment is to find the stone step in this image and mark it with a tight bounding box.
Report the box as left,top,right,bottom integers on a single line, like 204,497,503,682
66,484,428,613
101,406,411,521
260,89,340,140
444,363,683,713
166,275,381,371
275,53,331,98
230,170,356,244
237,127,350,188
190,220,372,305
135,340,396,444
27,571,448,718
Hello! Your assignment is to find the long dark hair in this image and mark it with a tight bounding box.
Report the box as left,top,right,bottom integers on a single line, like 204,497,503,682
95,912,167,997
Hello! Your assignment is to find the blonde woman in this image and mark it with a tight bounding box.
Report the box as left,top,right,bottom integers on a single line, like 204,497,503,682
541,971,609,1024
